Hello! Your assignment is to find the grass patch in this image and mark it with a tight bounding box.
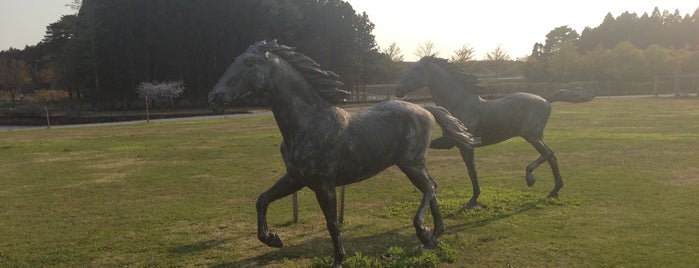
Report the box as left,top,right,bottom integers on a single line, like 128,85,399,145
387,186,583,225
308,242,456,268
1,97,699,267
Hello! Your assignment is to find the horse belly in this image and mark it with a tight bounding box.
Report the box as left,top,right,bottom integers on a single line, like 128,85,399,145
475,131,515,146
281,136,400,187
475,99,547,145
473,116,523,146
335,139,399,185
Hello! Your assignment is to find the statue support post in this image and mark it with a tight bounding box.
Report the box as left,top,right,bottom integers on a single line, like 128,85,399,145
339,186,345,223
292,192,298,223
291,187,345,224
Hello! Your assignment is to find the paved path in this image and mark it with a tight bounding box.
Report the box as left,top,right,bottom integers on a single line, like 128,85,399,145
0,111,273,131
1,106,364,131
0,95,681,132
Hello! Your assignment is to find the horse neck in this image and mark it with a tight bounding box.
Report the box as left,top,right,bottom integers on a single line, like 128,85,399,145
266,62,342,141
427,64,482,112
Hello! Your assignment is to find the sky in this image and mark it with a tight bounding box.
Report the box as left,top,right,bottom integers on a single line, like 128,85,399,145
0,0,74,51
0,0,697,61
345,0,699,60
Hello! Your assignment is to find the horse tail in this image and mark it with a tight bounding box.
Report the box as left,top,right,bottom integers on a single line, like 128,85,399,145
423,105,481,149
545,87,596,103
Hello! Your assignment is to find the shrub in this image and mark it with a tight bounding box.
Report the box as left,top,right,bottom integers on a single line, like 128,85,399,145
136,81,185,108
34,89,69,104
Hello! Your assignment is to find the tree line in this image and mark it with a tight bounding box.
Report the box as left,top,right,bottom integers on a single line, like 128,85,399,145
1,0,387,109
526,7,699,83
2,3,699,110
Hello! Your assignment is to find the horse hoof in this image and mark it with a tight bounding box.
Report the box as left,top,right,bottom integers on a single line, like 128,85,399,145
547,192,559,198
526,174,536,187
416,240,437,251
261,233,284,248
416,227,433,245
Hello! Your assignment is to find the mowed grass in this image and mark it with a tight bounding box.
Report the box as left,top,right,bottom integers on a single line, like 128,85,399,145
1,97,698,267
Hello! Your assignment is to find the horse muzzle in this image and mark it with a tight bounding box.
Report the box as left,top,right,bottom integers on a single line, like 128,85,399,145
208,91,226,113
209,87,255,112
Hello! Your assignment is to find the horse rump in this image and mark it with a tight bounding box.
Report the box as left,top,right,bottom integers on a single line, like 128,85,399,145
546,87,596,103
422,105,481,149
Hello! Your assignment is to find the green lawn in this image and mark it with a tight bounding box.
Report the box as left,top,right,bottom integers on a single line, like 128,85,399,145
1,97,698,267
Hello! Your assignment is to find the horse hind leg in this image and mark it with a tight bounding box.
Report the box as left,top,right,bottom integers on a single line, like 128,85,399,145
398,164,444,249
525,137,563,197
544,148,563,198
257,174,304,248
458,146,481,210
525,155,547,187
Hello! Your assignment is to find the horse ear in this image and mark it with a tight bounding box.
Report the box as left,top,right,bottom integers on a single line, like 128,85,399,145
259,40,277,59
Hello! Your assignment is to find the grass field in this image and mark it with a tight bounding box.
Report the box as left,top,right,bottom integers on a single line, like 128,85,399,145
1,97,698,267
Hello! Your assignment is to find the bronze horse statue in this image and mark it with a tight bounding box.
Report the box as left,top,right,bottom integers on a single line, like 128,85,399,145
396,56,595,210
209,41,480,267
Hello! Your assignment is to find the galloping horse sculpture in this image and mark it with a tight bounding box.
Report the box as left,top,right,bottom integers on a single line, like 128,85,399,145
396,56,595,210
209,41,480,267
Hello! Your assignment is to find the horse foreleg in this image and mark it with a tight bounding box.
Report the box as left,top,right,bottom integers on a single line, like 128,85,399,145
399,164,443,249
427,174,444,240
313,184,345,268
458,146,480,209
256,174,303,248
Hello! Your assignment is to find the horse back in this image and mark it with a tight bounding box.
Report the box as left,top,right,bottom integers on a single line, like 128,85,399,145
336,101,435,183
469,93,551,145
347,101,434,158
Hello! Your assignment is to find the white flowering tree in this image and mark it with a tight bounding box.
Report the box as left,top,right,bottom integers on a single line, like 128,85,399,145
136,81,185,123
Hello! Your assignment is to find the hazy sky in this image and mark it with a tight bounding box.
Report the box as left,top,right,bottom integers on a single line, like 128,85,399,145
1,0,697,61
346,0,699,60
0,0,74,51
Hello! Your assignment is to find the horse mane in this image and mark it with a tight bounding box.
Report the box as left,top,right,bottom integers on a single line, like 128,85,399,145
251,40,350,103
421,56,480,94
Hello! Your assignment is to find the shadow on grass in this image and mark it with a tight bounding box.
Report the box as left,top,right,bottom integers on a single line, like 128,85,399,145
207,229,410,268
387,187,574,226
205,199,563,267
173,189,577,267
445,197,563,233
169,239,231,255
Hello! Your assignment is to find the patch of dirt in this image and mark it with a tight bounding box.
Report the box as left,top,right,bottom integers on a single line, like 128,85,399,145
63,172,129,189
85,157,139,170
62,156,139,188
660,167,699,186
32,151,95,164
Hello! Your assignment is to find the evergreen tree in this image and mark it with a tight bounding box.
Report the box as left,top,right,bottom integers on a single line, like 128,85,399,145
64,0,379,107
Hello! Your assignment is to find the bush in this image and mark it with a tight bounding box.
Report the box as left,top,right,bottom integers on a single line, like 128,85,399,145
33,89,69,104
136,81,185,108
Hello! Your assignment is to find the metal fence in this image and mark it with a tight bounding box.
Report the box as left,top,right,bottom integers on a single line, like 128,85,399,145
346,84,432,103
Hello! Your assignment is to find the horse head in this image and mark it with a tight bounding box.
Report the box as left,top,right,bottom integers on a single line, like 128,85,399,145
208,41,276,112
395,56,480,99
209,40,349,111
395,56,435,98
